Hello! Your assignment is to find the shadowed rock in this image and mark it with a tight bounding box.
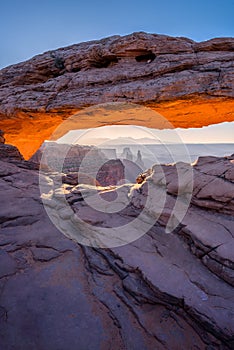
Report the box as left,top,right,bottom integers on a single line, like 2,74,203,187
0,143,23,161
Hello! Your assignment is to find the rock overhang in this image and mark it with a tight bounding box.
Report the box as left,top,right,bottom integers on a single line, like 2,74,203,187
0,32,233,158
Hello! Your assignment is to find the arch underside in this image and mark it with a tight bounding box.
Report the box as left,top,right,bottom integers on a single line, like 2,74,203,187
1,97,234,159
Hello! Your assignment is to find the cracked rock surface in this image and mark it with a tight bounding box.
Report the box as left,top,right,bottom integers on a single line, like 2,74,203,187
0,147,233,349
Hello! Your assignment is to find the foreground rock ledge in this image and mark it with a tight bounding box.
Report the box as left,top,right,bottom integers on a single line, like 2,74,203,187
0,144,233,349
0,32,233,158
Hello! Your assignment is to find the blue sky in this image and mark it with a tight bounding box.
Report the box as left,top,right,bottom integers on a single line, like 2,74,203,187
1,0,233,69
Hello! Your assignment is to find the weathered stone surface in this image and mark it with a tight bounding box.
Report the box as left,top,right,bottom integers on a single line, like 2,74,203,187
0,32,233,158
0,33,233,111
0,143,24,161
192,156,234,215
153,155,234,215
0,147,233,349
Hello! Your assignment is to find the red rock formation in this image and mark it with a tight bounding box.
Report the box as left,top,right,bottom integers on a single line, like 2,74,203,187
0,32,233,158
96,159,125,186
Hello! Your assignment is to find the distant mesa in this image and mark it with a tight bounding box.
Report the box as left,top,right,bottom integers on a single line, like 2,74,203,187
121,147,133,161
32,142,126,187
100,148,117,159
120,149,145,182
122,159,143,183
136,150,144,168
31,141,148,187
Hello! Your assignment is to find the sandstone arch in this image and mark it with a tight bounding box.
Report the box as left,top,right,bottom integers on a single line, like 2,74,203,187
0,32,233,159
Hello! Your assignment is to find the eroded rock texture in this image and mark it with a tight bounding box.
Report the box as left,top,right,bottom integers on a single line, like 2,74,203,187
0,144,233,349
0,143,23,161
0,32,233,158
